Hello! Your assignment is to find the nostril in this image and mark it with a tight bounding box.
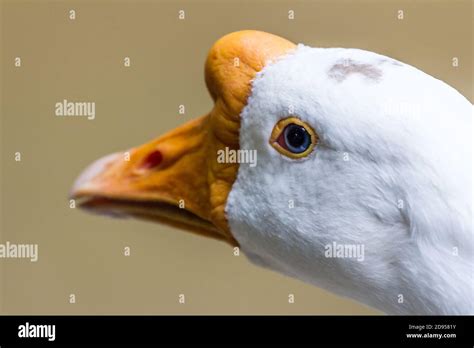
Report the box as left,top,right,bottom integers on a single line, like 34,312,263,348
141,150,163,169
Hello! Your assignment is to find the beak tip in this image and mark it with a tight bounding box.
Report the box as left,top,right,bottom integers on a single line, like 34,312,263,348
70,152,122,200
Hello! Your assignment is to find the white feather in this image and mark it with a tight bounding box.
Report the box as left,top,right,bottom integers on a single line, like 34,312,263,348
226,45,473,314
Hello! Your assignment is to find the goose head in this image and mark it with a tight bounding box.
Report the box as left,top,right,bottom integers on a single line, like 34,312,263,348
71,30,473,314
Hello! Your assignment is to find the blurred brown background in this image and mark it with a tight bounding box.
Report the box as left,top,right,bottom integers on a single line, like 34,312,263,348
1,0,471,314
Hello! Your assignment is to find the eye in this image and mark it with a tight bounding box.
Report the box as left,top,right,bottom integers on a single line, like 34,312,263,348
270,117,317,159
278,124,311,153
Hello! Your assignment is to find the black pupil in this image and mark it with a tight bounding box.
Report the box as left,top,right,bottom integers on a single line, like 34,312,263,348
286,125,307,148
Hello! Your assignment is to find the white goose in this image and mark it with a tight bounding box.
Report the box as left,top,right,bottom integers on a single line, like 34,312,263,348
71,31,473,315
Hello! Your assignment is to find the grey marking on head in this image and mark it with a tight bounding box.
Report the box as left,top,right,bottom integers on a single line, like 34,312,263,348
328,59,384,83
378,58,404,67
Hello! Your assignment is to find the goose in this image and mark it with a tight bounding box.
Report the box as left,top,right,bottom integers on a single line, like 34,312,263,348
71,30,473,315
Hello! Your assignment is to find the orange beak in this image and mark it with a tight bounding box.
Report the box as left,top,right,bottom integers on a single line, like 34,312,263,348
70,30,295,246
70,114,233,242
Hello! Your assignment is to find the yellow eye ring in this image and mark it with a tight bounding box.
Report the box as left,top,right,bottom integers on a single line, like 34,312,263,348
269,117,318,159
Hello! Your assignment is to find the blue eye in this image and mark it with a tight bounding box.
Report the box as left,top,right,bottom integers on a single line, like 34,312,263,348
277,124,311,153
270,117,317,158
